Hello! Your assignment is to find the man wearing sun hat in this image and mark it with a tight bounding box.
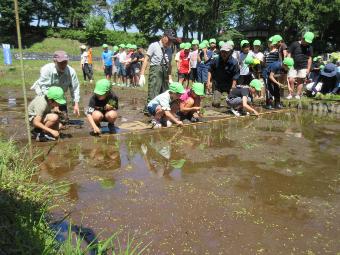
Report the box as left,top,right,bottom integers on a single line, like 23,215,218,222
30,50,80,117
140,29,178,112
287,32,315,99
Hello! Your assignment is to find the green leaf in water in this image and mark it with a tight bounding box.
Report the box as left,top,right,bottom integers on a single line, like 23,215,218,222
100,179,115,189
199,143,205,151
170,159,186,169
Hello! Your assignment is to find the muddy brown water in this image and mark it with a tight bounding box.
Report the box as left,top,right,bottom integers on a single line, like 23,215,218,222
1,87,340,254
34,111,339,254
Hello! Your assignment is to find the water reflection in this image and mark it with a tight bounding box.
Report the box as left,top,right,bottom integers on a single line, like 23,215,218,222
40,111,340,254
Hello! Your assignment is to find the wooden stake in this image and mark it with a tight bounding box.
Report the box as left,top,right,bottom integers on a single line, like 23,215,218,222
13,0,32,157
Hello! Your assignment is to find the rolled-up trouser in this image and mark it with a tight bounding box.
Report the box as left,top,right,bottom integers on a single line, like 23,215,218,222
227,97,251,108
147,65,168,103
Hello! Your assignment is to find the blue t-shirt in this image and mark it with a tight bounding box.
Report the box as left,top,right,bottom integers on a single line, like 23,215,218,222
102,50,113,66
263,61,282,79
198,50,214,68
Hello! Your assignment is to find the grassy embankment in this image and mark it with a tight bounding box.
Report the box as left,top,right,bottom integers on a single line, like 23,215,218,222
0,139,149,254
0,37,161,90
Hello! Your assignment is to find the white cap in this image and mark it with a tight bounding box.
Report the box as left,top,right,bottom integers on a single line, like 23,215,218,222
221,43,233,52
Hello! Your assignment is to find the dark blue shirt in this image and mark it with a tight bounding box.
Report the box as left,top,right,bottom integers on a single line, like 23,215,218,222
209,55,240,91
263,61,282,79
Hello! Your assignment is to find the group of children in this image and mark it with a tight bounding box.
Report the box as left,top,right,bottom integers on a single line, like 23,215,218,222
101,44,145,87
28,32,340,141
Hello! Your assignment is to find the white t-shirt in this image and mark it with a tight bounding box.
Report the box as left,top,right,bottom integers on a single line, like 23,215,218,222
189,50,198,68
253,51,264,62
119,51,127,64
81,52,88,65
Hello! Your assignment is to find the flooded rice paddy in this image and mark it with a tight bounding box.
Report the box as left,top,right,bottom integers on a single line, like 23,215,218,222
37,111,340,254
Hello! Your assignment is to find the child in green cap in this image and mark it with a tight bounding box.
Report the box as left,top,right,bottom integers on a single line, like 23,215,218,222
147,82,185,128
86,79,119,134
28,86,66,141
178,82,205,122
226,79,262,116
263,57,294,109
287,32,314,99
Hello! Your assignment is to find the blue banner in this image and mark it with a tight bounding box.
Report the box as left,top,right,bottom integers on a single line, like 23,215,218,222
2,44,12,65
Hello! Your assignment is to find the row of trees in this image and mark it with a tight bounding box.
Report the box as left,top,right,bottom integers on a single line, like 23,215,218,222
0,0,339,50
110,0,339,43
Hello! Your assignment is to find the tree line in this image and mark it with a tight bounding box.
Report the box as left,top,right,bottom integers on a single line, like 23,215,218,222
0,0,339,51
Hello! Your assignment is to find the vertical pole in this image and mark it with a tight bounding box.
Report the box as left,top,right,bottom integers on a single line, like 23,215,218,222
13,0,32,157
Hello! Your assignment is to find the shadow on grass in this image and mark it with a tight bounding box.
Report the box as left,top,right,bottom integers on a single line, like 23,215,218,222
0,188,53,255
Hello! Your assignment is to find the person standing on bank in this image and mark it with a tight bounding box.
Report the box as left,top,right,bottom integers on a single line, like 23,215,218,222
139,29,177,111
207,43,240,108
286,32,314,99
31,51,80,117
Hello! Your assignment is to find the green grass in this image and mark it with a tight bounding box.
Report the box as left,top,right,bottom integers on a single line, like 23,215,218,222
0,139,149,254
0,37,175,89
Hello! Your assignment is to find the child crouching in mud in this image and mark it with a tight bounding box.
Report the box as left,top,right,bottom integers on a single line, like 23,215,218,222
86,79,118,135
147,82,185,128
178,82,205,122
28,86,66,142
226,79,263,116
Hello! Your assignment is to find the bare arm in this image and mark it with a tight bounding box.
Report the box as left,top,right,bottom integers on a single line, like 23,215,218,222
164,111,182,126
140,55,150,75
307,57,312,74
33,116,59,137
242,96,258,115
86,114,101,133
269,71,281,86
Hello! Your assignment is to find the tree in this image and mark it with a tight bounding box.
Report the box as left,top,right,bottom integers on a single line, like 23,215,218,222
84,15,106,45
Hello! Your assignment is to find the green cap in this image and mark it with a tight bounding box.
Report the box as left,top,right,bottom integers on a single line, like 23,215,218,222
283,57,294,68
94,79,111,95
253,40,261,46
320,64,325,70
179,43,185,49
126,43,132,48
268,36,274,42
47,86,66,105
192,39,199,45
226,40,234,46
240,40,250,47
199,43,206,50
209,38,216,44
113,46,119,52
244,55,254,65
184,42,191,50
304,32,314,43
169,82,185,94
272,35,283,45
119,44,125,48
102,44,108,48
202,40,209,46
313,56,322,61
249,79,263,91
192,83,205,96
132,44,137,49
219,41,225,47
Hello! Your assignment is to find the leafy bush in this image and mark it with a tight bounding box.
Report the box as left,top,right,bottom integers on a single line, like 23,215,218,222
84,16,106,46
105,31,148,47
